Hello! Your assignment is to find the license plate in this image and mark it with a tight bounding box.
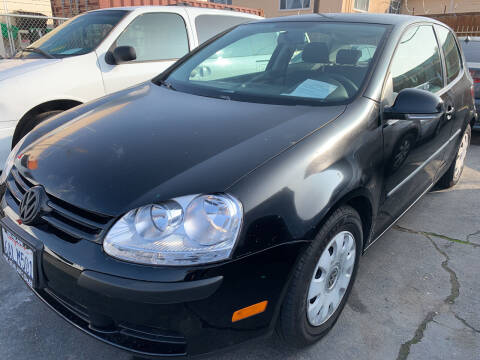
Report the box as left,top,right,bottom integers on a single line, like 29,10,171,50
2,228,35,288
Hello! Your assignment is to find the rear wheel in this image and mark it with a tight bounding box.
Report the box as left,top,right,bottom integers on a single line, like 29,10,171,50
437,124,471,189
14,110,62,146
277,206,362,347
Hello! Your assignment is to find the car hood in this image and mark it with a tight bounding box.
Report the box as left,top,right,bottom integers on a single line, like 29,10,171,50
0,58,60,81
17,83,345,216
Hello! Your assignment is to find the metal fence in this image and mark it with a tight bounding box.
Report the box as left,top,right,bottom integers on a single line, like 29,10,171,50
0,14,68,58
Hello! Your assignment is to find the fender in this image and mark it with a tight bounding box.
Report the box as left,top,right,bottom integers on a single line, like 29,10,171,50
228,97,384,258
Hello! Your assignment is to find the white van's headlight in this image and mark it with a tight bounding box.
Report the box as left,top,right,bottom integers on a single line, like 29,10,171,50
0,136,27,184
103,194,243,266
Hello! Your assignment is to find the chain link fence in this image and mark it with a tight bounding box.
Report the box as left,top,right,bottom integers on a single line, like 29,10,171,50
0,13,68,58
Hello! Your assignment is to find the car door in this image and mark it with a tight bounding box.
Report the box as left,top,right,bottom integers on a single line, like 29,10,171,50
97,11,191,94
434,25,470,168
373,24,453,236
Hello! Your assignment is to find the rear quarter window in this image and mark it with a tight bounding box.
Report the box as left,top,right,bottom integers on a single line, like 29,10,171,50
435,25,462,84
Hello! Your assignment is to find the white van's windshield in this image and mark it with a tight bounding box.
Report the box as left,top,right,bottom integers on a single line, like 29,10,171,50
15,10,128,59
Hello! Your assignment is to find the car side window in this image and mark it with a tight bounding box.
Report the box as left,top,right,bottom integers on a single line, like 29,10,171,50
195,15,252,45
389,25,444,95
115,13,189,62
189,32,278,81
217,32,278,58
435,25,462,84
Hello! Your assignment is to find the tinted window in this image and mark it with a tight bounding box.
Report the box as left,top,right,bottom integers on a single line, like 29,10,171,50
15,10,127,58
436,26,462,83
390,25,443,94
196,15,253,44
164,22,387,106
459,39,480,62
115,13,189,62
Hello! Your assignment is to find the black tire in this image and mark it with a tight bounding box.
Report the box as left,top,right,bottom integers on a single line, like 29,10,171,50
277,205,363,348
436,124,471,190
14,110,63,146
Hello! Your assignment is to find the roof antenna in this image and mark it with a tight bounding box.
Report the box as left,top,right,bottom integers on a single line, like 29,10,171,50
465,36,471,43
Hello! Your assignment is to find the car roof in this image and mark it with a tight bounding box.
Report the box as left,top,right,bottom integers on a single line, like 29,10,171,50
259,13,440,26
92,6,262,19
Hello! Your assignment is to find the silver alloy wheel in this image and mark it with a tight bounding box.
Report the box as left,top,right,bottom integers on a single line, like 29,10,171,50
453,128,471,182
306,231,356,326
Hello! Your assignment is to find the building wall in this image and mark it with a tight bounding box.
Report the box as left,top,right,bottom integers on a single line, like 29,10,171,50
341,0,391,13
232,0,391,18
2,0,53,16
401,0,480,15
231,0,314,18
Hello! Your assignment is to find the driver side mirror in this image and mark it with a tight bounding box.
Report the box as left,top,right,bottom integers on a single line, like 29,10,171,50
105,46,136,65
384,88,444,120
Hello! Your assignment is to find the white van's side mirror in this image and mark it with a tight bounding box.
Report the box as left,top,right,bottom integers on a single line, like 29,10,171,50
106,46,136,65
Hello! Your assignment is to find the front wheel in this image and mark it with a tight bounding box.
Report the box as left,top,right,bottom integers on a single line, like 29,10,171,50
437,124,471,189
277,206,362,347
13,110,62,146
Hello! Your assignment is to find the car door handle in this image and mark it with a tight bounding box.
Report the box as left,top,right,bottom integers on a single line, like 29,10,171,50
446,106,455,120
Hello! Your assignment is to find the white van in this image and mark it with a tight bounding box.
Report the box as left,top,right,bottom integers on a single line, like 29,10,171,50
0,6,261,162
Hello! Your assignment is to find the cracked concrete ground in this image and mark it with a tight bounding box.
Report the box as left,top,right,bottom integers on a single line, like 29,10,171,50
1,133,479,360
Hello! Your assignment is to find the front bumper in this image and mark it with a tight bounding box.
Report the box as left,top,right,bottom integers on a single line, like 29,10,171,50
0,200,305,357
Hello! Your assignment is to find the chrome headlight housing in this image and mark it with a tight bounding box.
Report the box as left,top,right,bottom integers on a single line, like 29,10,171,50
0,136,27,184
103,194,243,266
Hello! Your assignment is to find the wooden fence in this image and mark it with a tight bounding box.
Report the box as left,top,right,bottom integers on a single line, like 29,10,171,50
425,12,480,36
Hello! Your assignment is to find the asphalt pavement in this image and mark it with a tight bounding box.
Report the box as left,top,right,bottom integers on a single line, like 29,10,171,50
1,132,479,360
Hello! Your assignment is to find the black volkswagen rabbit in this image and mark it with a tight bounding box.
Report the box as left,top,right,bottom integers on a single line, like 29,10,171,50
0,13,475,358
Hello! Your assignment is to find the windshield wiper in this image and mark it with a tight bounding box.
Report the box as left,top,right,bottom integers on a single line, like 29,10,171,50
199,93,232,101
22,47,55,59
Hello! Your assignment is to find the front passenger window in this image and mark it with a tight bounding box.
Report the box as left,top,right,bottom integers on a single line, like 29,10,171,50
115,13,189,62
390,25,443,95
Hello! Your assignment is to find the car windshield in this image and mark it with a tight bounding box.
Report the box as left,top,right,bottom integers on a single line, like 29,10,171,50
162,21,388,106
15,10,128,59
460,39,480,62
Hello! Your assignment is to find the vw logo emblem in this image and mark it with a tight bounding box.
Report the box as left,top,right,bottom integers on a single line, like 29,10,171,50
19,186,45,225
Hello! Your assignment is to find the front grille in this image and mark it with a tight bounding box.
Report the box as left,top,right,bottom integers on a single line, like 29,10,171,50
5,167,114,243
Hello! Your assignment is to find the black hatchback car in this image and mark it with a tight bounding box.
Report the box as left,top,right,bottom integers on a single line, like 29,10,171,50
0,13,475,358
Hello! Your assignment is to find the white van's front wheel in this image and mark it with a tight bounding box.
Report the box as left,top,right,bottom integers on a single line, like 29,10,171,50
14,110,63,146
